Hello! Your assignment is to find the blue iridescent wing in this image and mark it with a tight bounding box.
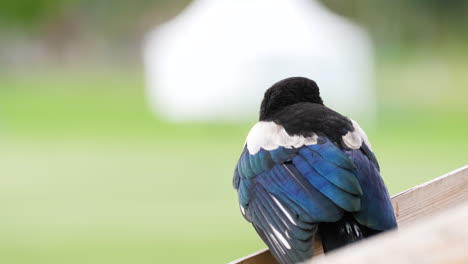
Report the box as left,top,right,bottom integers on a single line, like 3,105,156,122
344,144,397,231
234,137,362,263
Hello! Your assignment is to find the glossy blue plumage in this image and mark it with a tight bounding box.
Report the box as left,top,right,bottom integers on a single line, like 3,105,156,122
344,147,397,230
234,136,396,263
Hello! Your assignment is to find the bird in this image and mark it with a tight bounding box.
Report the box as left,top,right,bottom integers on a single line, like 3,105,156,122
233,77,397,264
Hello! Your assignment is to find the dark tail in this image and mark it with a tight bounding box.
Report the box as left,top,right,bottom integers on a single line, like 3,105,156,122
318,214,380,252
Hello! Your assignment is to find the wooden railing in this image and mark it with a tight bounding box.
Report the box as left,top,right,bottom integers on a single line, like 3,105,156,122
230,165,468,264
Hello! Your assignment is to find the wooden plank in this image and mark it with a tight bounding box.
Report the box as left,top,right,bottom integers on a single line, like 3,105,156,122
228,249,276,264
391,165,468,226
230,165,468,264
308,201,468,264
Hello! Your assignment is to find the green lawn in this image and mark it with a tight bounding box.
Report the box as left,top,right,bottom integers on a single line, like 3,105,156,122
0,68,467,263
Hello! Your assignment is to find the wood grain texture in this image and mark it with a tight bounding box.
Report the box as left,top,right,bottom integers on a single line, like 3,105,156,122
230,165,468,264
391,165,468,226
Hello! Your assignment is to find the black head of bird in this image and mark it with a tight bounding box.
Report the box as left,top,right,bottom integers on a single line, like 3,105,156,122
259,77,323,121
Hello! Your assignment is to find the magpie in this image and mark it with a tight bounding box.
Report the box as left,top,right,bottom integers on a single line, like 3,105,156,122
233,77,397,264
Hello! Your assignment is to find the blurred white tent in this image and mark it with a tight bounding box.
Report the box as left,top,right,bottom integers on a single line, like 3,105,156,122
143,0,375,122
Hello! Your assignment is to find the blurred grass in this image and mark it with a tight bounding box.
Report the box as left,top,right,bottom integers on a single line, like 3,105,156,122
0,64,467,264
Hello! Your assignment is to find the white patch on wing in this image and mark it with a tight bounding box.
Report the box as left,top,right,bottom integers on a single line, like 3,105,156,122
269,233,286,255
240,205,245,216
270,194,297,225
342,129,362,149
352,119,372,149
246,121,317,154
270,224,291,250
342,119,372,150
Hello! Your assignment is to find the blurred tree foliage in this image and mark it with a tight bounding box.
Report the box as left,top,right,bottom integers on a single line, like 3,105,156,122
0,0,189,30
1,0,466,43
0,0,64,27
322,0,468,49
0,0,466,64
1,0,467,31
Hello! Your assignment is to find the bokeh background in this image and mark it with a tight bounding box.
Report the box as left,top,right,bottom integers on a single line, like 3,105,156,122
1,1,467,263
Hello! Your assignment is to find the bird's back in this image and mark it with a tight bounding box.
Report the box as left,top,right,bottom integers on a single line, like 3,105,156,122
234,102,396,264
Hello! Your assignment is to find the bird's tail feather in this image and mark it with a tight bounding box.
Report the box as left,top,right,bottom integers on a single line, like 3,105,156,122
319,213,380,252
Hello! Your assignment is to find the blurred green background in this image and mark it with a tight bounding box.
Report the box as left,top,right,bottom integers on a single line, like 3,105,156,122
0,1,467,263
